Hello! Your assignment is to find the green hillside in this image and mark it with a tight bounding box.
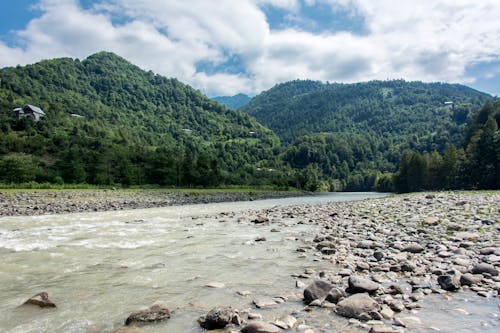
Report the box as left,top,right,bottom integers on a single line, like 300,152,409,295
242,80,492,190
0,52,281,186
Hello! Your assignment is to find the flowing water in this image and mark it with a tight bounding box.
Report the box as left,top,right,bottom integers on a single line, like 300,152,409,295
0,193,498,332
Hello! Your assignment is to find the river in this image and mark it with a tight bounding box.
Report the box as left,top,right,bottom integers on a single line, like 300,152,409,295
0,192,497,332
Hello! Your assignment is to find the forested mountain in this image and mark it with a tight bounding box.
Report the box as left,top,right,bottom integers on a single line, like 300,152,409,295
212,93,251,109
241,80,492,190
242,80,490,146
0,52,280,186
393,100,500,192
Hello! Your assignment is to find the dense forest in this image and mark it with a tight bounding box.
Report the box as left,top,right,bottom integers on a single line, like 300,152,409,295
242,80,494,190
0,54,497,191
0,52,283,187
393,100,500,192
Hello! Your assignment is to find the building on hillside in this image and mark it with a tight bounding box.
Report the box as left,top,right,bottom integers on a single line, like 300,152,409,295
12,105,46,121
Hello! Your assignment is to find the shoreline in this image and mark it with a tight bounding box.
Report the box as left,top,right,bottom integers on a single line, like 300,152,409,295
0,188,308,217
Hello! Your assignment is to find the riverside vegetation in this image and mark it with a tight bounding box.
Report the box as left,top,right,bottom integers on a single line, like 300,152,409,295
0,52,498,192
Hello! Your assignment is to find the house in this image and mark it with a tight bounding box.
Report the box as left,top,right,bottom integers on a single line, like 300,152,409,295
12,105,46,121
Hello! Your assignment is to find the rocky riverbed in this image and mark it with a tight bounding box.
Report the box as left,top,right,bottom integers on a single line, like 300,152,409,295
188,191,499,333
6,191,500,333
0,189,303,216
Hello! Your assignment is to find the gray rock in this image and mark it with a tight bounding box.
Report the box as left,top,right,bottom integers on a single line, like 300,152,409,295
198,307,234,330
253,298,278,308
303,280,334,304
346,276,380,294
471,263,499,276
460,273,482,286
479,247,496,255
241,321,281,333
125,302,170,326
402,243,425,253
437,272,461,291
400,260,416,272
325,287,346,304
336,293,380,320
22,292,56,308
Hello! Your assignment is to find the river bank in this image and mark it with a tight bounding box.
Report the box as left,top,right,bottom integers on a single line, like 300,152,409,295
0,188,305,216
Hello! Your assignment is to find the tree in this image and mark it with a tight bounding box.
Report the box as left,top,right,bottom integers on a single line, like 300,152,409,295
0,153,40,183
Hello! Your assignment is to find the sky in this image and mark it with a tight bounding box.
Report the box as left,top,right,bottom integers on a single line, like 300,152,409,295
0,0,499,97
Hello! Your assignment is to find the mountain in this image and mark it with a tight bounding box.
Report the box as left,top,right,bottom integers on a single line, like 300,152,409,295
242,80,491,145
212,93,252,109
241,80,492,190
0,52,280,186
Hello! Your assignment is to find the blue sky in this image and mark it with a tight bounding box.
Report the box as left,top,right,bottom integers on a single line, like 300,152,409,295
1,0,499,97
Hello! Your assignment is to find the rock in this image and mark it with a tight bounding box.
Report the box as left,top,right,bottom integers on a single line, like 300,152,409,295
321,247,336,255
198,307,234,330
252,216,269,224
400,261,416,272
253,298,278,308
358,240,375,249
346,276,380,294
356,262,370,271
423,217,439,225
380,305,395,319
206,282,226,288
339,268,353,276
479,247,496,255
471,263,499,276
125,302,170,326
248,313,263,320
22,292,56,308
303,280,334,304
325,287,346,304
437,272,461,291
336,293,381,320
273,316,297,329
395,316,422,328
460,273,482,286
402,243,425,253
237,290,252,296
374,251,385,261
454,232,479,241
241,321,281,333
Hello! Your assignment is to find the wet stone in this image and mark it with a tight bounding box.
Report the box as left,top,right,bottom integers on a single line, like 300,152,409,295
22,291,56,308
125,302,170,326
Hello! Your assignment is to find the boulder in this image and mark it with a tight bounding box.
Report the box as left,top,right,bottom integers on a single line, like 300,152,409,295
336,293,380,320
346,276,380,294
198,307,234,330
22,292,56,308
241,321,281,333
303,280,334,304
125,302,170,326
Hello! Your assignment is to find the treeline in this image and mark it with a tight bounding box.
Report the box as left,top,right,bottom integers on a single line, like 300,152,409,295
392,101,500,192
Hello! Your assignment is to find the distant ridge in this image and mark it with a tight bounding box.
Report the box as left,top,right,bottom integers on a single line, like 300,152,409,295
212,93,252,109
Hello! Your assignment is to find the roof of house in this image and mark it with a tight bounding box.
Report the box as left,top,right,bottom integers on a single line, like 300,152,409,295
26,104,45,115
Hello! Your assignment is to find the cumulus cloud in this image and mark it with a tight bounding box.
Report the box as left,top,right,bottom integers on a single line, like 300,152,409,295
0,0,499,95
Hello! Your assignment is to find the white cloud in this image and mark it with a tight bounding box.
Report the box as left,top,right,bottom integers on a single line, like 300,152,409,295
0,0,499,95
